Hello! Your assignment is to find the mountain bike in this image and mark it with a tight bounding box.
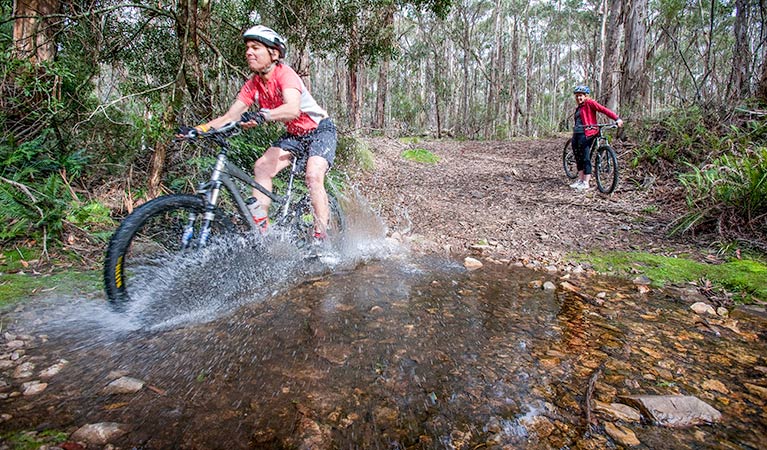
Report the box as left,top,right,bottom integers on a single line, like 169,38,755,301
562,123,620,194
103,118,345,309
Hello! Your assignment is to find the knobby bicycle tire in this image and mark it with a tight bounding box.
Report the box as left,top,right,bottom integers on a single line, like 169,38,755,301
103,194,235,309
562,138,578,180
594,145,619,194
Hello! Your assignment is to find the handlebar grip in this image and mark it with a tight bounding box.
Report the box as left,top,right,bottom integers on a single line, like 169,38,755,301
240,111,266,125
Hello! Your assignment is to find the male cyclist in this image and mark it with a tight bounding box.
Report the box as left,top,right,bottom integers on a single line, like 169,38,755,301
182,25,337,244
570,85,623,190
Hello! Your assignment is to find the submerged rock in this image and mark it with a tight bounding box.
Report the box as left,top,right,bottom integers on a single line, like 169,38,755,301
103,376,145,394
70,422,129,445
604,422,641,446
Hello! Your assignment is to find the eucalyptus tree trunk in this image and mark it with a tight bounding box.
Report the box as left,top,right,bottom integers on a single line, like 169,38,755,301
727,0,751,102
620,0,648,117
599,0,622,111
757,59,767,104
373,7,395,131
11,0,59,63
524,24,534,136
509,18,520,136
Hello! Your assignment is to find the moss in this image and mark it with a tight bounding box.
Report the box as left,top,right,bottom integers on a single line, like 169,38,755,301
0,430,69,450
0,270,101,309
582,251,767,302
401,148,440,164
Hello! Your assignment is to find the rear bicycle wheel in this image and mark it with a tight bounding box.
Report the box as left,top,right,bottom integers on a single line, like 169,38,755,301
103,194,236,309
594,145,619,194
563,138,578,179
288,194,346,247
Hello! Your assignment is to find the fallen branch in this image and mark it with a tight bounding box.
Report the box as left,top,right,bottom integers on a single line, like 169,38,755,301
584,363,605,433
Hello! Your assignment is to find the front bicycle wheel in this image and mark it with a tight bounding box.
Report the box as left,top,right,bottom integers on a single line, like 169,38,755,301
563,138,578,179
594,145,619,194
103,194,235,309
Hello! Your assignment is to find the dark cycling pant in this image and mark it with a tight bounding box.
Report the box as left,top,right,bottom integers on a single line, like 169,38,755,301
273,118,337,168
572,133,596,175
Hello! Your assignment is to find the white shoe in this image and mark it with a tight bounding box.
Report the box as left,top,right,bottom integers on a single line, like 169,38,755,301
569,180,582,188
574,180,589,190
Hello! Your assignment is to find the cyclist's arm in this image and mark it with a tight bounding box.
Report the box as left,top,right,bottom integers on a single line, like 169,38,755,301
590,99,623,128
201,100,250,130
259,87,301,122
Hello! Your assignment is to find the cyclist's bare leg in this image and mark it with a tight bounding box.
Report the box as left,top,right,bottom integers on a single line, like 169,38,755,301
306,155,330,236
253,146,293,209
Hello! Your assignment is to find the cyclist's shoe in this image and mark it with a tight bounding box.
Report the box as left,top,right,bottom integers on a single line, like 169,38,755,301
574,181,590,191
307,232,340,264
254,216,269,234
569,180,582,188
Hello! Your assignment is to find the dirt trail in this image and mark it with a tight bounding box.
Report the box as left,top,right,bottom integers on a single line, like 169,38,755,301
355,136,698,267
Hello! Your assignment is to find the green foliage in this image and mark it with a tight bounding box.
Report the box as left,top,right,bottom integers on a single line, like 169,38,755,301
674,146,767,235
401,148,439,163
632,108,767,242
585,251,767,302
0,430,69,450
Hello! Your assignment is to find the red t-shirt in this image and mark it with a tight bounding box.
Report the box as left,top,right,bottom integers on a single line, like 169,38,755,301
237,64,328,135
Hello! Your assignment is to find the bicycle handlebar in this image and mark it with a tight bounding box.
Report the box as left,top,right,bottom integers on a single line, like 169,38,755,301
175,112,265,141
583,123,620,130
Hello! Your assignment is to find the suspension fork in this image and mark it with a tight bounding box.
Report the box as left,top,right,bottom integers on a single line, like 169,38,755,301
182,150,227,248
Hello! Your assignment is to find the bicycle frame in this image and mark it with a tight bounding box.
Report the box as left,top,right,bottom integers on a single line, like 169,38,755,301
180,122,302,248
590,123,615,152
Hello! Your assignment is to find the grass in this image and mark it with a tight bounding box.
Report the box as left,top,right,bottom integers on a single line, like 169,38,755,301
583,251,767,302
401,148,440,164
0,247,102,309
0,270,102,309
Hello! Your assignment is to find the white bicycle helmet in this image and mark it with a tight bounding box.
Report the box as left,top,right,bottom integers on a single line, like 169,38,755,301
243,25,287,58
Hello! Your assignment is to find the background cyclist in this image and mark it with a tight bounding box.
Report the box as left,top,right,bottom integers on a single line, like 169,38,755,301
570,85,623,190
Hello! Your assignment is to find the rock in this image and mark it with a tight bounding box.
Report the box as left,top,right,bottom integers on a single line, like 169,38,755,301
13,361,35,378
0,359,15,370
716,307,729,317
604,422,641,446
40,359,69,378
678,288,708,304
701,379,729,394
543,281,556,291
619,395,722,427
594,400,641,422
690,302,717,316
632,275,651,285
21,380,47,396
103,376,145,394
70,423,129,445
6,340,25,350
463,257,483,271
744,383,767,400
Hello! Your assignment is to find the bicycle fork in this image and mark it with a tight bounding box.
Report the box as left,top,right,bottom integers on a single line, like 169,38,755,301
181,152,227,249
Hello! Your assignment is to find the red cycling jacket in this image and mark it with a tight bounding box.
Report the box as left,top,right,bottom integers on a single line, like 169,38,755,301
576,98,619,137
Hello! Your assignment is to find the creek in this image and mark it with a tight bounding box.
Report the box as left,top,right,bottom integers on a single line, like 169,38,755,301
1,211,766,449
